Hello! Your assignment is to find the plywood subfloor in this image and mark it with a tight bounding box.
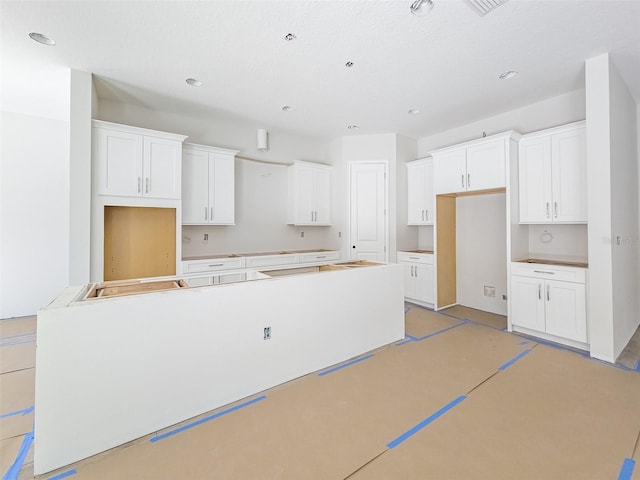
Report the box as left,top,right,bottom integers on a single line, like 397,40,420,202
4,310,640,480
442,304,507,330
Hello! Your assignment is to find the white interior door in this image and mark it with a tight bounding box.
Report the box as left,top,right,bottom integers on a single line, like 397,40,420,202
349,162,387,261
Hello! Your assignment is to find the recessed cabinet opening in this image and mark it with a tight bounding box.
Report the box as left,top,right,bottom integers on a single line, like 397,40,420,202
104,206,176,281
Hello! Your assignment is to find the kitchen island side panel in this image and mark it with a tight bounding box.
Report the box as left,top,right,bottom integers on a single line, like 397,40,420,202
34,264,404,474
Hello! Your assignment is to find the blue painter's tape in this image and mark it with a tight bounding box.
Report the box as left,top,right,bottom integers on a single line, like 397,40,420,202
635,360,640,373
0,405,34,419
387,395,466,449
405,334,418,341
47,469,77,480
395,339,414,346
414,320,467,342
498,349,531,371
151,395,267,443
318,354,374,377
618,458,635,480
2,431,33,480
518,341,530,345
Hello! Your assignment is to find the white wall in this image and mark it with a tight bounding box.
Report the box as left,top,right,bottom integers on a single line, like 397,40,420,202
69,70,93,284
417,90,586,154
395,134,418,253
609,60,640,359
0,111,70,317
527,225,588,263
585,53,640,362
456,194,507,315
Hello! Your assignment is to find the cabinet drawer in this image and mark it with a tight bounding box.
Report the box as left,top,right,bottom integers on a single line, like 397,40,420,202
298,251,341,264
511,263,586,283
397,251,434,265
183,257,246,273
245,254,299,269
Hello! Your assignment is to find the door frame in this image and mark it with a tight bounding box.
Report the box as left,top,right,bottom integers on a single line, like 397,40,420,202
347,160,389,263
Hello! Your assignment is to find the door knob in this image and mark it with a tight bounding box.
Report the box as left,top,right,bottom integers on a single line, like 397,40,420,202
352,245,356,249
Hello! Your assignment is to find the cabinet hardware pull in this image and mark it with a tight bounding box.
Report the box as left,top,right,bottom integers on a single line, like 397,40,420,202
533,270,554,274
208,264,223,267
409,257,419,260
461,174,464,188
467,173,470,188
422,210,424,221
425,210,429,221
554,202,558,218
204,207,208,220
311,211,314,222
547,284,550,301
538,284,541,300
210,207,213,221
415,267,418,278
546,202,550,218
145,177,149,193
411,265,415,277
316,256,326,259
138,177,141,193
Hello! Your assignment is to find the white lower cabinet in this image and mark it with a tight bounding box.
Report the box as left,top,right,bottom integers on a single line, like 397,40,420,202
510,262,587,348
397,251,434,306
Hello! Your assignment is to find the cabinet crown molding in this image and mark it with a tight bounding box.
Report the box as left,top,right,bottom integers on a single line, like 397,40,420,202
427,130,521,156
520,120,586,141
183,142,240,156
92,119,188,142
291,160,332,169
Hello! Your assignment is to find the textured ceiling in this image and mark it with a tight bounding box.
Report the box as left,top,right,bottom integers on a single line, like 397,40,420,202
2,0,640,140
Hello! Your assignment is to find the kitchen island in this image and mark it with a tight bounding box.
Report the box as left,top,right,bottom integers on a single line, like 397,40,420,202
34,261,404,474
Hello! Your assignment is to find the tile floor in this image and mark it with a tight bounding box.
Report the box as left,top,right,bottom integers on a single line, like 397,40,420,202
2,306,640,479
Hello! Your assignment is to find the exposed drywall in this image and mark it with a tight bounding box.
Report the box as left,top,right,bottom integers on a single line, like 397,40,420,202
456,193,507,315
69,69,93,285
608,60,640,359
417,90,585,154
0,111,70,318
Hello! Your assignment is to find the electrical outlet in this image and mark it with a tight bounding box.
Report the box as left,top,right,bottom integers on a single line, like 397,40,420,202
483,285,496,298
204,233,208,241
300,231,304,238
502,294,508,300
264,327,271,340
338,232,342,238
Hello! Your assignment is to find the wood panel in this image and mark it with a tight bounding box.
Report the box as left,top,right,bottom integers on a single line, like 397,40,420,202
104,206,176,281
436,195,456,307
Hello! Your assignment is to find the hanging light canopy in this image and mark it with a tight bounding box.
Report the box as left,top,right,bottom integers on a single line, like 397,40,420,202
410,0,434,16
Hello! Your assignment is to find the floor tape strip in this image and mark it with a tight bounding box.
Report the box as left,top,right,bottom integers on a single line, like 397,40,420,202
2,431,33,480
387,395,467,449
618,458,635,480
47,469,77,480
318,354,374,376
498,349,531,371
0,405,34,419
413,320,467,342
150,395,267,443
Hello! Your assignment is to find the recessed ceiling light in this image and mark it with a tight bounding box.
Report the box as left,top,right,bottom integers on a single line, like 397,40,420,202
499,70,518,80
345,61,354,68
284,33,297,41
28,32,55,45
282,106,293,112
408,109,420,115
347,125,359,130
410,0,434,16
186,78,202,86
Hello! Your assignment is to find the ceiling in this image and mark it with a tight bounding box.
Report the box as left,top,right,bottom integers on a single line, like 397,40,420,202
2,0,640,141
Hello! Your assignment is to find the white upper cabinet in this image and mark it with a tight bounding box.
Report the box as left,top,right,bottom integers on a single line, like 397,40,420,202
93,120,186,199
287,161,332,226
518,121,586,223
407,158,434,225
182,143,238,225
431,132,517,195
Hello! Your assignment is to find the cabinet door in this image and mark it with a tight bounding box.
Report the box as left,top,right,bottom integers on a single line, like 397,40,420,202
466,139,506,192
210,154,235,224
296,166,316,224
96,128,143,197
551,127,587,223
424,158,434,224
518,136,553,223
407,160,428,225
414,263,434,304
143,136,182,199
181,148,210,224
545,280,587,342
400,263,416,300
314,167,331,225
433,149,466,194
510,276,545,332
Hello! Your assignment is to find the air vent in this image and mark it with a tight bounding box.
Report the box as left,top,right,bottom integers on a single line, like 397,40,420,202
464,0,509,16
